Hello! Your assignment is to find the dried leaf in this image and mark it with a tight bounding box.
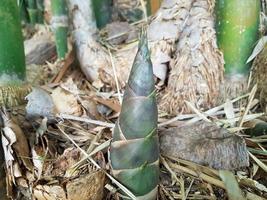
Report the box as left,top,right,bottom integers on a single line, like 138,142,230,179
51,87,82,116
106,22,132,45
249,152,267,173
247,36,267,63
24,33,56,65
160,122,249,169
51,148,81,176
224,99,236,127
34,185,67,200
26,87,57,120
2,127,16,171
33,171,105,200
32,147,44,179
94,97,121,113
1,111,33,171
66,171,105,200
60,78,80,96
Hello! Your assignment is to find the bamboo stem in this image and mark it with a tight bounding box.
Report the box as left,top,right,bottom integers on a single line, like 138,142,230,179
19,0,30,23
216,0,260,75
36,0,44,23
51,0,68,59
0,0,26,83
26,0,38,24
92,0,112,28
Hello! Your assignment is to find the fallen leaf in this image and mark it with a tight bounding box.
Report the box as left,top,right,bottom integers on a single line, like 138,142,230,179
32,147,44,179
94,97,121,113
66,171,105,200
160,122,249,169
26,87,57,120
1,109,33,177
51,87,82,116
106,22,131,45
34,185,67,200
247,36,267,63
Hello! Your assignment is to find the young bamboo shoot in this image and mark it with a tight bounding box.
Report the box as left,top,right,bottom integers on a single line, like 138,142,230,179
110,32,159,199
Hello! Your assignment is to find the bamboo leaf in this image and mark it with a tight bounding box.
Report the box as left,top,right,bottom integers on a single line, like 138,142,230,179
247,36,267,63
219,170,244,200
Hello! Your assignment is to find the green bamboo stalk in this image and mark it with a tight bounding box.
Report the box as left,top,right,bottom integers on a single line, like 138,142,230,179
92,0,112,29
110,32,159,199
0,0,26,83
19,0,30,23
0,0,30,106
36,0,44,23
0,2,27,199
215,0,260,75
146,0,152,16
51,0,68,59
26,0,38,24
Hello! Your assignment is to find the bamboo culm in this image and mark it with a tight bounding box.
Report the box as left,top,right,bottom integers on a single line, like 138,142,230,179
92,0,112,29
19,0,30,23
26,0,38,24
36,0,44,23
216,0,260,75
51,0,68,59
0,0,26,82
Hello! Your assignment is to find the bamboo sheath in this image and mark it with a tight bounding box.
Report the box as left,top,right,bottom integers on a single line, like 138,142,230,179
110,33,159,200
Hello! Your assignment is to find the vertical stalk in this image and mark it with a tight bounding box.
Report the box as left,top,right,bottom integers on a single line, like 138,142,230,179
92,0,112,29
26,0,38,24
146,0,152,16
51,0,68,59
0,0,26,83
19,0,30,23
36,0,44,23
0,1,26,198
216,0,260,75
